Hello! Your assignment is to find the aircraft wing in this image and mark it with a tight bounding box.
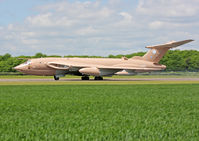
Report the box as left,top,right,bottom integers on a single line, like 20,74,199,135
47,61,163,76
47,61,98,70
47,61,163,70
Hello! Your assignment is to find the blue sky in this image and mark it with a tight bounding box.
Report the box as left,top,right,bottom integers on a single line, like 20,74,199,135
0,0,198,56
0,0,136,24
0,0,40,25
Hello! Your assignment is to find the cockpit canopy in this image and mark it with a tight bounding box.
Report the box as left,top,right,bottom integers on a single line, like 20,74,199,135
22,60,31,65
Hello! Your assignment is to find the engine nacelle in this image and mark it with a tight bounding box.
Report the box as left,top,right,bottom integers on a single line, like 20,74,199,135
79,67,118,76
79,68,100,76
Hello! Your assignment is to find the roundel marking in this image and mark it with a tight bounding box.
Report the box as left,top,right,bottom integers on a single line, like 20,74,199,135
152,49,157,54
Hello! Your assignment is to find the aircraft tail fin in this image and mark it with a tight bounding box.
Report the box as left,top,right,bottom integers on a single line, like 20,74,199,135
141,39,193,63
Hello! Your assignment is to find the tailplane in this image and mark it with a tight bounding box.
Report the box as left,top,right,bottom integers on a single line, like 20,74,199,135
134,39,193,63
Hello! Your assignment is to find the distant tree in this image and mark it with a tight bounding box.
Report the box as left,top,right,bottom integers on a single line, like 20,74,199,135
186,55,199,71
33,53,47,58
17,55,31,59
2,53,11,61
108,55,115,58
47,55,62,57
125,52,146,58
160,50,185,71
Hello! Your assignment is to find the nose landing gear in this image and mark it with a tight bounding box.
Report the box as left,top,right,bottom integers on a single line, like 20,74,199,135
54,75,60,80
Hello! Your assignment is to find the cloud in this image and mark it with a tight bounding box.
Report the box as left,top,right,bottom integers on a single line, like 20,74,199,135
137,0,199,17
0,0,198,56
148,21,164,29
75,26,99,36
26,13,53,27
26,12,75,27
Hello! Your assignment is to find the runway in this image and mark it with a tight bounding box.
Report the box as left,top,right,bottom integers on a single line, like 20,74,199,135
1,78,199,82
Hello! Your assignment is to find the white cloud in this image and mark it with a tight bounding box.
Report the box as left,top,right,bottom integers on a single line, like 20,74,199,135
26,13,53,27
0,0,198,56
108,0,121,5
120,12,133,22
26,13,75,27
137,0,199,17
149,21,164,29
7,24,15,30
21,39,39,45
75,26,99,36
37,1,113,20
148,20,199,30
21,32,36,37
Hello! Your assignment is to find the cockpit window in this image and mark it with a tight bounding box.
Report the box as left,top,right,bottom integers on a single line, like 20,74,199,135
23,60,31,65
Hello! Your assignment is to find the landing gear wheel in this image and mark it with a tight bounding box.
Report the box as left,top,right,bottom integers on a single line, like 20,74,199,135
54,75,59,81
81,76,89,80
94,76,103,80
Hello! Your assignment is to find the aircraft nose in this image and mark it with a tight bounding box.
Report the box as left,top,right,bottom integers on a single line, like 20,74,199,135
161,65,166,70
14,65,25,71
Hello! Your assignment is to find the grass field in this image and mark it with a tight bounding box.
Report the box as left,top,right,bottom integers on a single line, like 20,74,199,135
0,84,199,140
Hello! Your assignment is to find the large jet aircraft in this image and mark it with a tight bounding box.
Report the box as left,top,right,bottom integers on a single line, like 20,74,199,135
14,39,193,80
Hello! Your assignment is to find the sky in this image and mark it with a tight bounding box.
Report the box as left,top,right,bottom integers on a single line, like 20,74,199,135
0,0,198,56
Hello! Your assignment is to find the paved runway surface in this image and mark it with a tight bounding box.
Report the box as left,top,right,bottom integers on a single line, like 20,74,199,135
0,78,199,82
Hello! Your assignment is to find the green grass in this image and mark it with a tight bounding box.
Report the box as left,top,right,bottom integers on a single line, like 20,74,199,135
0,80,199,86
0,84,199,140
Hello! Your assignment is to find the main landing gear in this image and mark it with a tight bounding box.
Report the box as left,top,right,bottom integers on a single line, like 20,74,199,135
53,75,103,81
81,76,89,80
94,76,103,80
54,75,59,81
81,76,103,80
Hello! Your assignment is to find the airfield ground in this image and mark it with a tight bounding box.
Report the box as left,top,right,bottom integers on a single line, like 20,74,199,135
0,75,199,140
0,78,199,85
0,72,199,85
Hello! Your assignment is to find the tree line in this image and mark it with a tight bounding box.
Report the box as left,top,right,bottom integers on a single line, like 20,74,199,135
0,50,199,72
